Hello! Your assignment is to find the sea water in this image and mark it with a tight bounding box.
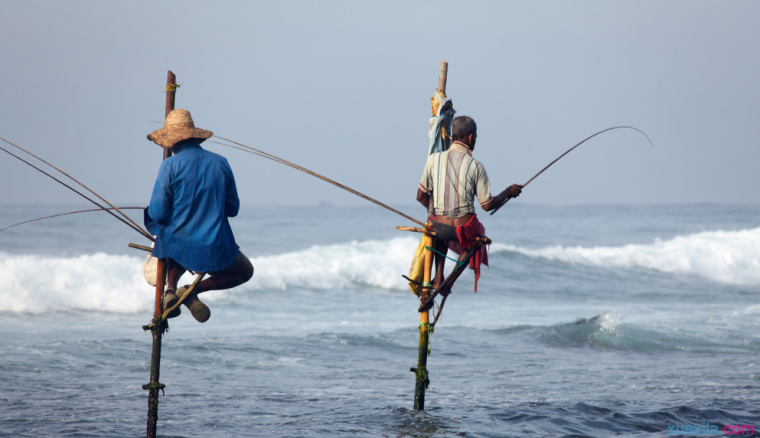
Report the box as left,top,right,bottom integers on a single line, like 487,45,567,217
1,203,759,437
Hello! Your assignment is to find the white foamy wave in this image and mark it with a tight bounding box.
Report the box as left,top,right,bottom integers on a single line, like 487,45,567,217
493,227,760,286
248,237,418,291
0,252,151,314
0,236,421,313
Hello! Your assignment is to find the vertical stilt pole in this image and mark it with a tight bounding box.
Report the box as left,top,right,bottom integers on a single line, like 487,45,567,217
146,260,166,438
163,71,176,161
414,226,434,410
414,62,448,410
437,61,448,96
145,70,176,438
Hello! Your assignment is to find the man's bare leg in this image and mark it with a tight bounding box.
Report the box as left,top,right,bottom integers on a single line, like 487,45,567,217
195,251,254,293
162,260,186,319
168,252,254,294
432,238,448,291
174,252,254,323
166,260,186,292
433,248,469,295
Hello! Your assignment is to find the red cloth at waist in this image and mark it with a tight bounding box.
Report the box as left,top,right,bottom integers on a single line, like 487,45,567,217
430,214,489,293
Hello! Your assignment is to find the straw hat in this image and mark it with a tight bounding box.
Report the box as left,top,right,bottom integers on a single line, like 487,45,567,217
147,109,213,148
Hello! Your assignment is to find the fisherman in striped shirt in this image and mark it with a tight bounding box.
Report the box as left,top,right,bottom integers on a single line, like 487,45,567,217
416,115,522,292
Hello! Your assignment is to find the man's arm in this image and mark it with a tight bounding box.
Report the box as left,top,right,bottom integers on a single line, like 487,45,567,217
146,163,173,226
225,168,240,218
416,187,430,209
417,156,434,210
481,184,522,211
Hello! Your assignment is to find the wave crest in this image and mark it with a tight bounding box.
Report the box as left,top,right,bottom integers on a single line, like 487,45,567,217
0,252,150,314
493,227,760,285
0,237,420,313
2,227,758,314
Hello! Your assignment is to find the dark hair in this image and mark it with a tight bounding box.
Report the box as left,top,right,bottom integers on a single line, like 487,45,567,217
452,116,477,141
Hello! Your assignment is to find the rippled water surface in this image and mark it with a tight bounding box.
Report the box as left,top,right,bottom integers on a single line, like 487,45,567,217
1,204,760,437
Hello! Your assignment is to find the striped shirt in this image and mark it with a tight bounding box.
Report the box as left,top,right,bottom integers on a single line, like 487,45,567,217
418,141,492,218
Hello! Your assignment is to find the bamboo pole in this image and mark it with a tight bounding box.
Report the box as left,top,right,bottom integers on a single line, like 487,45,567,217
414,227,434,410
163,71,176,161
145,70,176,438
412,62,449,410
437,61,448,94
145,260,166,438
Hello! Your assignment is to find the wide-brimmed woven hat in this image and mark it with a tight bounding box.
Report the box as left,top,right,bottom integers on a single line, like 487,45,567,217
147,109,213,148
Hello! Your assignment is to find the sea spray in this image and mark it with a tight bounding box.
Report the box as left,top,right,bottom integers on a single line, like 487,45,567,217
3,226,760,313
0,237,421,313
248,237,419,291
492,227,760,286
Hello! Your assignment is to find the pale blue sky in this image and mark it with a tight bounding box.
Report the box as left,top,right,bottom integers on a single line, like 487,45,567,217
1,1,758,210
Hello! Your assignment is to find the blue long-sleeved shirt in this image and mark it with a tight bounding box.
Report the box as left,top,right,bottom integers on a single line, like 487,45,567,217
144,140,240,272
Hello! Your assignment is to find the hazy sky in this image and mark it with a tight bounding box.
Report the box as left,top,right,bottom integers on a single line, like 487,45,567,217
1,1,758,211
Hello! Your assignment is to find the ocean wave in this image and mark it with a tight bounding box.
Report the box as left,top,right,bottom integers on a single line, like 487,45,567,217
492,227,760,286
249,237,418,291
506,312,753,353
0,252,151,314
2,227,758,314
536,312,674,351
0,237,420,313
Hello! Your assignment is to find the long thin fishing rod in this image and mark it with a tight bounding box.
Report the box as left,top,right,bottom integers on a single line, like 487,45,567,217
0,207,144,233
211,136,426,228
0,141,153,241
490,126,653,215
0,137,151,239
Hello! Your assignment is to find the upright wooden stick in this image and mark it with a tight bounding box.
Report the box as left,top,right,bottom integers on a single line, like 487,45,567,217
163,71,176,160
413,62,450,410
414,227,434,410
145,261,165,438
146,70,177,438
437,61,448,94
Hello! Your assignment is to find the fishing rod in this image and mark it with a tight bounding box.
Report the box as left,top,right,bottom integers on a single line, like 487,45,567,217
0,137,154,241
489,126,654,215
0,207,144,233
211,136,427,228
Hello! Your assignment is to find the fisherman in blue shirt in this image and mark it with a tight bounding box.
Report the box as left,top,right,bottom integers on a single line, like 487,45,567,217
144,109,253,323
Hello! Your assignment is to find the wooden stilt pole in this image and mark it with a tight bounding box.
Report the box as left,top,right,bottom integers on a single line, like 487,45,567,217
145,70,176,438
437,61,448,95
145,260,165,438
414,226,434,410
412,62,449,411
163,71,176,161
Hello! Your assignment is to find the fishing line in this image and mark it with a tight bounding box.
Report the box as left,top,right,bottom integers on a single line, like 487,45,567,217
0,207,144,233
0,138,153,240
489,126,654,215
210,136,426,227
0,137,147,235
